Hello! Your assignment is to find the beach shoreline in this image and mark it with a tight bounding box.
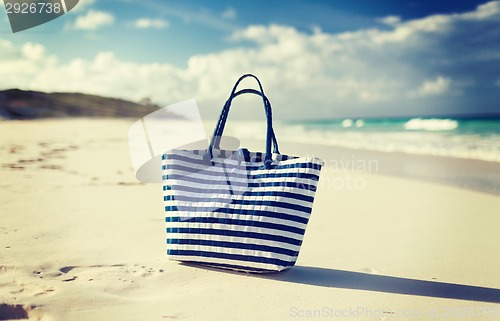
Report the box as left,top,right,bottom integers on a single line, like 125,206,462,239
1,119,499,321
274,141,500,196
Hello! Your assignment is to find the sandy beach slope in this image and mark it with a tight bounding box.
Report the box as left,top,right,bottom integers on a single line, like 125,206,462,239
1,119,499,321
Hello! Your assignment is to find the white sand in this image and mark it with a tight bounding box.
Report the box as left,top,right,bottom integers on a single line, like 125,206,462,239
1,119,499,321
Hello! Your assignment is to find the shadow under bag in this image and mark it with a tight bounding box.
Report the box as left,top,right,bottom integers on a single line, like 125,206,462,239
162,74,324,273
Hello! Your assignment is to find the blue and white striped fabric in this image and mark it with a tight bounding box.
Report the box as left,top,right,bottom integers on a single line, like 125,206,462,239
162,150,323,272
162,74,324,273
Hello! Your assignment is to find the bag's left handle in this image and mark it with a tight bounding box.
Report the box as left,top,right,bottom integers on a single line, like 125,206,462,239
213,88,279,155
207,74,276,167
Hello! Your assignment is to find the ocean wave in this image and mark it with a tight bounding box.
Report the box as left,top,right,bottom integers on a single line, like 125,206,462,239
404,118,458,131
222,121,500,163
354,119,364,128
341,119,364,128
341,119,353,128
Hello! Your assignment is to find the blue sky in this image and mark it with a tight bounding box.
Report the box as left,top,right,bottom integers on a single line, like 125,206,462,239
1,0,499,120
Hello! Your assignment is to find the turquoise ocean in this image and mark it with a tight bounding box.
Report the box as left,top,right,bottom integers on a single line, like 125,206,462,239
230,116,500,194
278,117,500,163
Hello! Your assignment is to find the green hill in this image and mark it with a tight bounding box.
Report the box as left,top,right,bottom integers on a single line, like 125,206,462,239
0,89,164,119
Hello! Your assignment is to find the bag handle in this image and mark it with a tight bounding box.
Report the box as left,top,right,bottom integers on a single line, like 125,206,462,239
213,75,273,143
213,88,279,154
207,74,278,167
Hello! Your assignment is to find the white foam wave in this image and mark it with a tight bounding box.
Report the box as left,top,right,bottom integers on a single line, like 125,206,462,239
341,119,353,128
354,119,364,128
404,118,458,131
223,121,500,163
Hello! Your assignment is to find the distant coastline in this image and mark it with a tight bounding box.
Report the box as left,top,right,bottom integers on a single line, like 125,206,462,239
0,89,166,120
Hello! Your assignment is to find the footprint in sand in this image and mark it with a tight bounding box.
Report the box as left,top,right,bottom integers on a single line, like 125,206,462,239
53,264,164,285
1,263,166,303
33,287,56,297
61,276,78,282
1,143,79,172
7,144,24,154
0,265,16,276
0,264,167,320
41,264,165,296
0,265,57,303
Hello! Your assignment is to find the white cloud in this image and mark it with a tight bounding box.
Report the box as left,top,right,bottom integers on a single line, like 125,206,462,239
462,1,500,20
0,42,58,86
221,8,237,20
1,1,499,119
377,15,401,26
409,76,451,98
133,18,169,29
139,2,236,31
21,42,47,61
0,39,16,59
73,10,114,30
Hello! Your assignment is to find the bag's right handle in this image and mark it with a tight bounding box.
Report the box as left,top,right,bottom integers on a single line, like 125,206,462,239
207,74,278,167
213,88,279,155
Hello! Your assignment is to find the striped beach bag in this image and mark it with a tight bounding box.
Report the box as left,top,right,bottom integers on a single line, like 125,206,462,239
162,74,324,273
